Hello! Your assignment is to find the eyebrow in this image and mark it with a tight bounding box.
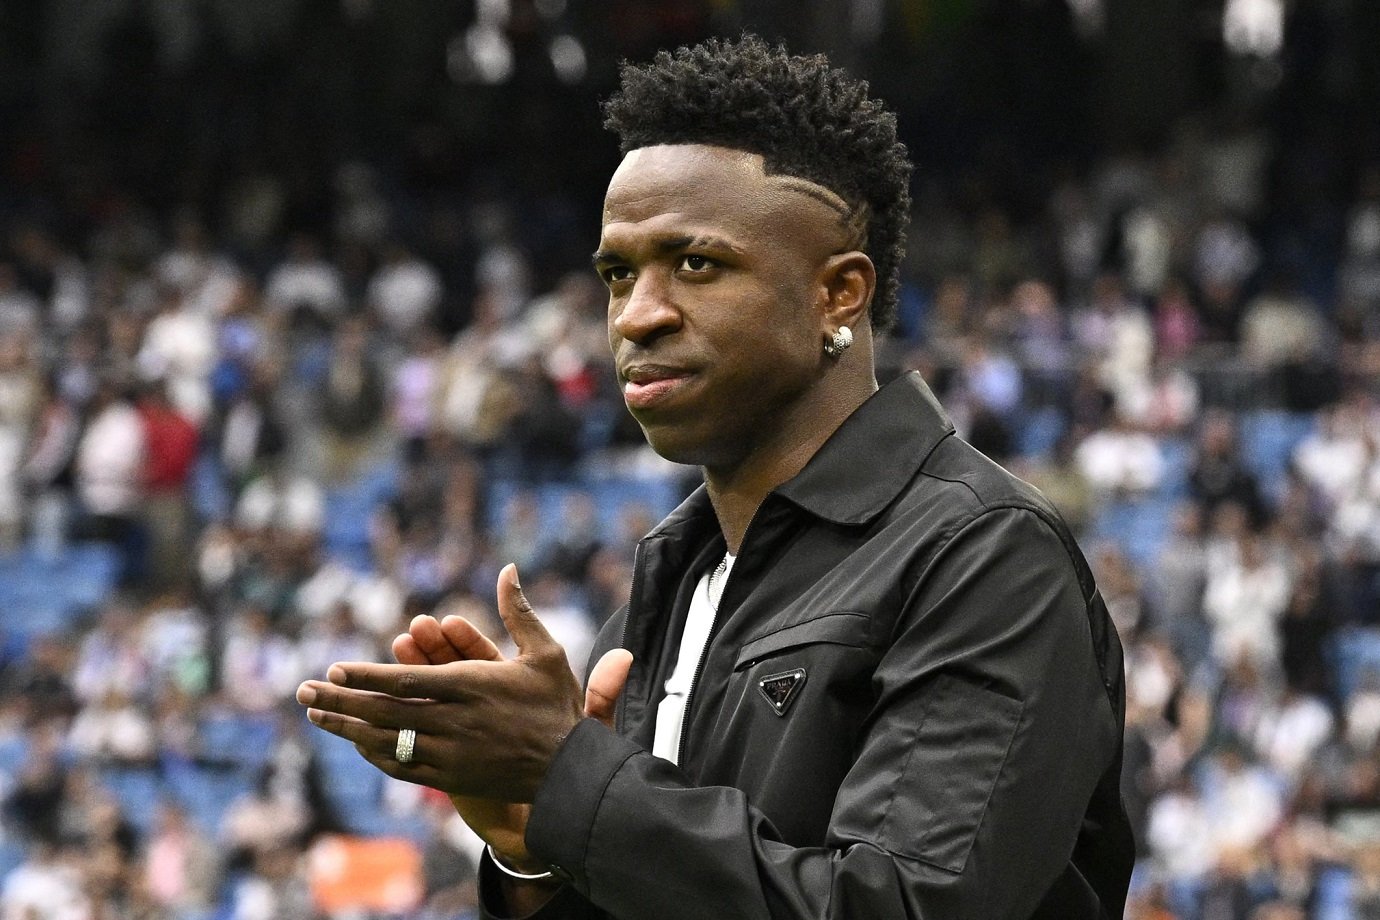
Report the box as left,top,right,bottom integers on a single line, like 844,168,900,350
591,234,742,267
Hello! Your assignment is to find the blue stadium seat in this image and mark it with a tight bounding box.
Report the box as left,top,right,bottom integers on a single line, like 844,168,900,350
96,765,167,836
309,728,387,835
197,713,277,771
485,475,688,548
163,758,254,835
1088,496,1178,572
1238,409,1316,505
1013,406,1067,461
1328,627,1380,703
1156,437,1193,500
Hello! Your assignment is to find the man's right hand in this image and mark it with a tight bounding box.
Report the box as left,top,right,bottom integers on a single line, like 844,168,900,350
393,608,633,872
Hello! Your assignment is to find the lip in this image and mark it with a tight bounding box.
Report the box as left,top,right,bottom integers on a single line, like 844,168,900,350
620,364,695,411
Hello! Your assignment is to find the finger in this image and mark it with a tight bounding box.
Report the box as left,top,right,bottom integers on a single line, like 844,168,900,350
305,709,453,788
435,615,504,662
496,563,560,657
298,679,442,729
392,633,426,666
408,614,461,664
584,649,633,728
395,616,503,666
323,658,488,701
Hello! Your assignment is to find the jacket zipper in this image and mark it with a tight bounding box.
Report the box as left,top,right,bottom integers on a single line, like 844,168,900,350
676,565,721,767
616,541,645,735
676,521,756,767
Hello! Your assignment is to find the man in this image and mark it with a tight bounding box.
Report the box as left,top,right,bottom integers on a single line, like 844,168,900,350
297,36,1133,919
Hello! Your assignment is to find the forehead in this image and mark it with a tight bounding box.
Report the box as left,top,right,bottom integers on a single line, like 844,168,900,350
600,144,845,244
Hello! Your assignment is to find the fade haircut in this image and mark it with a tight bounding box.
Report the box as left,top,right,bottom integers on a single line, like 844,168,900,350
602,34,912,332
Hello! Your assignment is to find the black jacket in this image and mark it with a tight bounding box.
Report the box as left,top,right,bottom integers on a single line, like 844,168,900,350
483,372,1134,919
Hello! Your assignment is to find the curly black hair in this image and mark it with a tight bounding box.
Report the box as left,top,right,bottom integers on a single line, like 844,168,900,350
602,35,912,332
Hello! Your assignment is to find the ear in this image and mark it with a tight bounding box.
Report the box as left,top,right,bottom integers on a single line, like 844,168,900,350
817,251,875,338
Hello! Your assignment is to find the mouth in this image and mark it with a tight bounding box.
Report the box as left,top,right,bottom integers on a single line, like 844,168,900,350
620,364,695,411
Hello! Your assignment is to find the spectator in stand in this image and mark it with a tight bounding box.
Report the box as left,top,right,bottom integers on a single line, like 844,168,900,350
1094,542,1152,639
297,601,380,680
1340,165,1380,314
500,354,583,482
2,727,68,845
523,271,610,411
1121,357,1200,435
153,215,243,320
66,688,158,765
0,329,40,549
218,607,302,713
1072,271,1155,414
0,842,89,920
540,491,603,583
136,284,217,426
392,327,448,460
2,634,78,726
75,386,146,538
1010,433,1095,533
1253,683,1335,783
264,233,347,325
368,241,443,341
0,263,41,335
435,291,523,461
20,373,80,556
319,314,387,485
1294,397,1374,512
234,460,324,543
1203,529,1293,672
1151,501,1211,666
1151,279,1202,362
1189,409,1266,526
136,378,200,588
1240,273,1328,377
1193,210,1261,343
70,601,151,707
1277,548,1338,699
228,845,316,920
140,801,224,919
1075,409,1166,496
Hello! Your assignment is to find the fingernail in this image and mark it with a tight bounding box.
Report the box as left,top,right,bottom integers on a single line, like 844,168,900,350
296,683,316,705
307,708,323,725
327,664,347,684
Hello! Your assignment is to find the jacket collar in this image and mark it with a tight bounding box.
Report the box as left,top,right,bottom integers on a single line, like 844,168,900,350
772,371,955,525
647,371,955,537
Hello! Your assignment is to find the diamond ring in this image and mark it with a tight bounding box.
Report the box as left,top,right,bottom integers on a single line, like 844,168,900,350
396,728,417,764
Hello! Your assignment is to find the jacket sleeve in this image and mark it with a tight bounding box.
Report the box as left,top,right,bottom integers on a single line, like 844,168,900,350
488,507,1125,920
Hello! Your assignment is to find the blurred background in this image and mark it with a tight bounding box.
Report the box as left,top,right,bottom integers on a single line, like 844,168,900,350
0,1,1377,918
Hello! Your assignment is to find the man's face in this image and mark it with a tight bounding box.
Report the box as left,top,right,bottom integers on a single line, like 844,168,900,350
596,144,855,470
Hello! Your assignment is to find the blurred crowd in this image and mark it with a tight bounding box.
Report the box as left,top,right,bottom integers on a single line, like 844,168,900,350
0,85,1378,920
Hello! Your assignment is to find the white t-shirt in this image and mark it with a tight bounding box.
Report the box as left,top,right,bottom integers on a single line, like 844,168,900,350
652,553,735,764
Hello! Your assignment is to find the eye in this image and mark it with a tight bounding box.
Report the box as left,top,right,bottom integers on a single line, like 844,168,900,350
600,264,634,286
677,254,715,273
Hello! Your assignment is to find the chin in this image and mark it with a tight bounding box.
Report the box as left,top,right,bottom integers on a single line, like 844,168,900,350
638,420,724,469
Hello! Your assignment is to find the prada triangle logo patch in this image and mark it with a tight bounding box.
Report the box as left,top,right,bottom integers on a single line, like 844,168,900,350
758,668,806,717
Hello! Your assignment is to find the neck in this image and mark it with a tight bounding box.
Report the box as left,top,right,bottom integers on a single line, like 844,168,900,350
704,370,876,554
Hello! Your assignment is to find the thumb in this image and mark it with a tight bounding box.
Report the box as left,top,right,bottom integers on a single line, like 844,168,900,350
495,563,559,656
584,649,633,729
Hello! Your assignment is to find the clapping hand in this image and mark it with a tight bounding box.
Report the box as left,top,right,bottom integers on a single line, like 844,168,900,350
296,564,632,871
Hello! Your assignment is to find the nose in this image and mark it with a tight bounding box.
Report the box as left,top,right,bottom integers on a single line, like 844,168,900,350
611,273,682,345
